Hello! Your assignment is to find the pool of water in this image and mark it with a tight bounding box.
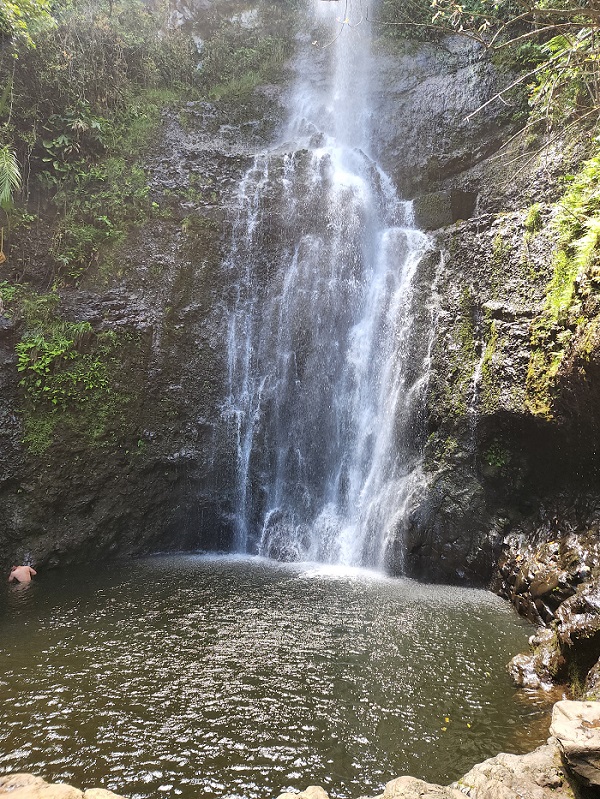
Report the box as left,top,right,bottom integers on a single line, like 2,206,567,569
0,555,549,799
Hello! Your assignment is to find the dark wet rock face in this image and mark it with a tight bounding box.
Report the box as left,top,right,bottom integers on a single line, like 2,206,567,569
412,190,477,230
0,92,283,571
492,506,600,692
371,37,512,199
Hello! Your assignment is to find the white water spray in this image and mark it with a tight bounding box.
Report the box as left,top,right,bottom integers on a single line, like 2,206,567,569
223,0,432,570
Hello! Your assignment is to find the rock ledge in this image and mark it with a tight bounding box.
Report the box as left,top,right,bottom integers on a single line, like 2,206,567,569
0,775,125,799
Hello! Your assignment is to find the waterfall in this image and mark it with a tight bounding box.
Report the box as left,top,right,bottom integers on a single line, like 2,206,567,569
223,0,432,570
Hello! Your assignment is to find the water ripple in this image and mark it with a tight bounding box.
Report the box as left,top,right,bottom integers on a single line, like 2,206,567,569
0,556,550,799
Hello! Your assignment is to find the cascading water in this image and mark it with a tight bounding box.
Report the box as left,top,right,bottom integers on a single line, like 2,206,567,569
224,0,433,570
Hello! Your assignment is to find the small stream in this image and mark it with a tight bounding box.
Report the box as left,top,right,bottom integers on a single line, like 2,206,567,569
0,556,548,799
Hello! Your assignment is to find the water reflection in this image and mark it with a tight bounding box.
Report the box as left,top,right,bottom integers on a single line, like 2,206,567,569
0,556,548,799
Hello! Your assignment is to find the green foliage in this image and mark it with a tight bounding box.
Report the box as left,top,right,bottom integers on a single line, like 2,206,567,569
0,0,54,47
0,146,22,209
199,24,286,99
38,103,110,186
49,127,158,281
526,152,600,417
15,321,112,406
529,31,599,125
524,203,543,233
1,0,197,179
377,0,434,40
0,279,19,303
0,0,198,283
484,439,510,468
7,283,139,453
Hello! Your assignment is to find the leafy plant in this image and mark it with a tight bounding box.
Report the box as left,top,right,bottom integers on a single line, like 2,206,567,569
199,24,287,99
484,440,510,468
0,146,21,209
0,0,54,47
524,203,543,233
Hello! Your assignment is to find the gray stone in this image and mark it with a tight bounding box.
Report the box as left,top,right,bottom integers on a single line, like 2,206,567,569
276,788,330,799
285,740,576,799
412,190,476,230
452,744,570,798
0,775,84,799
0,775,125,799
550,699,600,786
379,775,462,798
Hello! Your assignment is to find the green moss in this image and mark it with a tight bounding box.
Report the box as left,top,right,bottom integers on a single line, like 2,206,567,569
199,25,288,101
22,414,57,455
524,153,600,417
438,287,478,418
10,286,145,454
458,287,476,354
423,433,459,471
491,233,510,298
481,317,501,413
577,316,600,361
524,202,543,234
180,214,222,273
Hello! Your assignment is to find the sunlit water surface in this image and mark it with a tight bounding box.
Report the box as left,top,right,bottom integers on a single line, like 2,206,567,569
0,556,549,799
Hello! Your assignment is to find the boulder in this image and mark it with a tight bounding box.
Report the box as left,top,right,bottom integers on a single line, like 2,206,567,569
276,788,330,799
0,776,125,799
452,744,571,799
282,739,575,799
378,775,462,798
0,775,82,799
550,699,600,787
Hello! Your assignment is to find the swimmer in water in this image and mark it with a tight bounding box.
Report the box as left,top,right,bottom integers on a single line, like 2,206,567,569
8,565,37,584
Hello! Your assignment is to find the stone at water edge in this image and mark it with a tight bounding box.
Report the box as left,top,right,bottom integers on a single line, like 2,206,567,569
0,775,125,799
0,775,82,799
550,699,600,787
451,744,570,799
276,780,462,799
376,776,462,798
276,787,330,799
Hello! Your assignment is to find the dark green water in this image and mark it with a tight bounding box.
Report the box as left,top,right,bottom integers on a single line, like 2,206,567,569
0,556,548,799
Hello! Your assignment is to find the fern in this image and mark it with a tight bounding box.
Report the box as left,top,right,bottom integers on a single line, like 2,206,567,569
0,146,21,209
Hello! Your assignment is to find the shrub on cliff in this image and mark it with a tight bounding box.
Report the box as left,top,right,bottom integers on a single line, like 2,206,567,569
0,0,197,185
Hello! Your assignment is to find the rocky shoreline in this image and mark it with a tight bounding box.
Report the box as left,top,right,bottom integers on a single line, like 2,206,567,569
492,514,600,697
3,702,599,799
280,701,600,799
